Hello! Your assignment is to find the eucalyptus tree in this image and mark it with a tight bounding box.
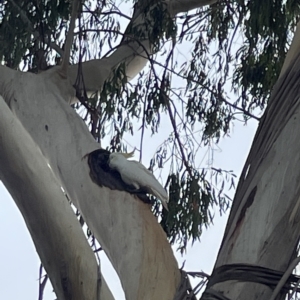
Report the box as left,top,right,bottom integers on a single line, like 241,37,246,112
0,0,299,299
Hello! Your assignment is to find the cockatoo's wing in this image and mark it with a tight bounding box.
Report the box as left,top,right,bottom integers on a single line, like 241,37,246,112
120,160,169,210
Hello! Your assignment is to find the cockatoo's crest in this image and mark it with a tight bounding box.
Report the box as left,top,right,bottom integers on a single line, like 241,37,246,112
119,149,135,159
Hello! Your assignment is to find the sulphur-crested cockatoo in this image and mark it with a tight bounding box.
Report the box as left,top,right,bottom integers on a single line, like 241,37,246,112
108,151,169,210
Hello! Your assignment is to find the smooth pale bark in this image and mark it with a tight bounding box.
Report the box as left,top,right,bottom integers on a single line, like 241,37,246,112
200,22,300,299
0,95,114,300
67,41,150,94
0,66,180,299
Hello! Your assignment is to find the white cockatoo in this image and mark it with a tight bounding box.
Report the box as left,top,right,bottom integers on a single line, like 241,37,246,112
108,150,169,210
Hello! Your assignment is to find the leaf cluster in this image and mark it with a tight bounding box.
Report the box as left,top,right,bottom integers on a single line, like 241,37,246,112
0,0,70,69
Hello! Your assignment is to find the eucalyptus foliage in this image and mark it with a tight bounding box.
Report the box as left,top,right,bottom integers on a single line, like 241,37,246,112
1,0,298,250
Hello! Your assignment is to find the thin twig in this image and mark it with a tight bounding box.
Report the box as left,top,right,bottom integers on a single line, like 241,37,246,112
60,0,80,77
160,37,194,177
139,35,194,177
38,264,48,300
74,29,124,36
139,98,147,162
166,97,192,177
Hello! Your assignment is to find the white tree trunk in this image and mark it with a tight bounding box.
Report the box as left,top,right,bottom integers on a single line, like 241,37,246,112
201,21,300,300
0,95,114,300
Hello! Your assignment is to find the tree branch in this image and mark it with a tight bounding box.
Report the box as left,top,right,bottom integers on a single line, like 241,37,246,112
60,0,79,76
67,0,218,95
160,41,194,177
0,95,114,300
169,0,219,15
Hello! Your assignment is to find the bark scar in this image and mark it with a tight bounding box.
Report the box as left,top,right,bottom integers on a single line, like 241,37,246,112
230,185,257,241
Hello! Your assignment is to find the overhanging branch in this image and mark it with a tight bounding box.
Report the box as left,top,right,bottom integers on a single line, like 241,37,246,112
67,0,220,95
